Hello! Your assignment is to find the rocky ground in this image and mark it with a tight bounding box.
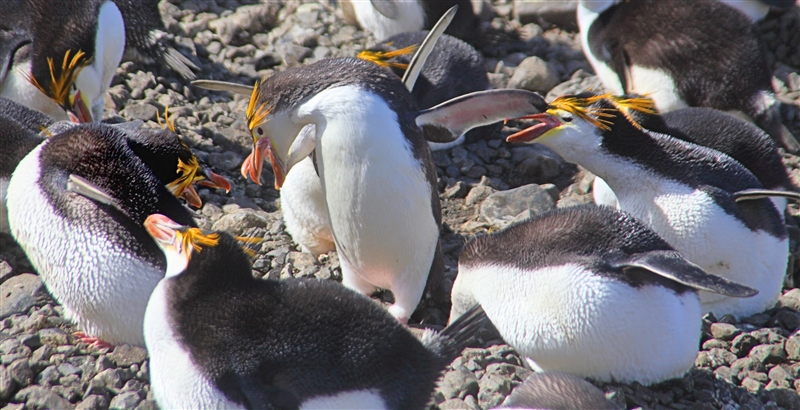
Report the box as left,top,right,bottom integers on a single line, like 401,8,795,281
2,0,800,409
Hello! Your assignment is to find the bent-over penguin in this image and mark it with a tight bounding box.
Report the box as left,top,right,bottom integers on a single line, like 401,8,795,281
7,123,196,346
450,206,756,385
239,58,546,322
143,213,487,410
506,93,787,318
576,0,800,151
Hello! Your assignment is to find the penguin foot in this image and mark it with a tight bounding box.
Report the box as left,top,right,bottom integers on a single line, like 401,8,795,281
73,332,114,349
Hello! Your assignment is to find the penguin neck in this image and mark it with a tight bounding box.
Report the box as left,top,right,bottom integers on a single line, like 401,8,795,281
169,237,256,299
0,118,45,178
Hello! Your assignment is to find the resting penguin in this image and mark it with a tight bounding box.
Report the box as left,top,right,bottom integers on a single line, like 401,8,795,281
0,0,124,123
0,115,45,233
593,97,798,213
143,214,487,410
239,57,546,322
450,206,757,385
499,372,621,410
576,0,800,152
339,0,480,45
6,123,196,346
506,93,788,318
112,0,198,79
358,30,495,150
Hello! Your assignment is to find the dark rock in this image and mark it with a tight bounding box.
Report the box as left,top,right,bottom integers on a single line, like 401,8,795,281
445,181,470,199
731,333,759,357
13,385,74,410
0,274,49,319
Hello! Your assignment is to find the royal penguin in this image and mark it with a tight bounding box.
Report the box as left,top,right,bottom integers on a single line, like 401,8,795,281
576,0,800,151
340,0,480,45
498,372,622,410
142,213,487,410
505,93,788,318
0,95,55,131
0,114,45,233
112,0,198,79
239,57,546,322
450,206,756,385
0,0,125,122
358,30,495,150
6,123,196,346
593,97,798,213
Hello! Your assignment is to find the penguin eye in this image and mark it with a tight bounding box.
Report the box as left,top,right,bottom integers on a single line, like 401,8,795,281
257,128,264,136
561,114,573,123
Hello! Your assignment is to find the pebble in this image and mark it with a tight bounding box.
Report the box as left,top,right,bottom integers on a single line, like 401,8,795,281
0,274,49,320
506,56,561,93
479,184,556,229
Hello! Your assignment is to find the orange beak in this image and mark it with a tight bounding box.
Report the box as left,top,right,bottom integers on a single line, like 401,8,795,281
506,113,561,143
67,90,93,123
181,185,203,208
144,214,182,244
197,170,231,193
241,137,285,190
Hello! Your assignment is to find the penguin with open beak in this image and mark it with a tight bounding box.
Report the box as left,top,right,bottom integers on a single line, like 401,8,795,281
450,205,757,385
506,92,788,318
239,57,546,322
577,0,800,151
6,123,196,347
142,214,487,410
593,96,799,213
0,0,125,122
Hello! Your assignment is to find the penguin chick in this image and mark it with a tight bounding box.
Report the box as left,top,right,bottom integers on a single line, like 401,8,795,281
506,92,786,318
594,97,798,212
498,372,622,410
143,213,487,410
0,0,125,123
358,30,495,150
450,206,757,385
0,114,44,233
112,0,198,79
577,0,800,151
7,123,196,346
341,0,480,46
240,57,546,322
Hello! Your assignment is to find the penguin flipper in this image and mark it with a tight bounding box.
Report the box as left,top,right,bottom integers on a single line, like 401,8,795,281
401,5,457,91
67,174,115,206
612,250,758,297
734,189,800,203
191,80,253,95
370,0,399,19
415,89,547,143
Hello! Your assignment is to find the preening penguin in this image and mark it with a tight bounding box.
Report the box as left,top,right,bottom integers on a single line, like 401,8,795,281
506,93,786,318
6,123,196,346
239,57,546,322
450,206,756,385
577,0,800,151
499,372,621,410
142,214,487,410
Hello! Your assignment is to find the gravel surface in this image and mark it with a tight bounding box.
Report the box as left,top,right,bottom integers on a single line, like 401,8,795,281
2,1,800,409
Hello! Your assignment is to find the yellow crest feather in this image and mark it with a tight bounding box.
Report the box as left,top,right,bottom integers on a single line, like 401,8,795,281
547,93,616,131
608,95,658,129
356,44,419,70
166,157,201,196
246,79,271,131
24,50,90,108
180,228,220,254
157,106,176,132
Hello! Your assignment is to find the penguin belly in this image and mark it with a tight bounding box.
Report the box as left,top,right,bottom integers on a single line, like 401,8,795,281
315,87,439,321
8,145,161,345
351,0,425,41
144,281,243,409
281,155,335,256
1,178,9,233
616,179,786,318
451,263,701,385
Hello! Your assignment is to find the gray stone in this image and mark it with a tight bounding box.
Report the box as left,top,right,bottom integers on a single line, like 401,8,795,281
57,362,81,377
13,385,74,410
76,395,109,410
778,289,800,311
7,359,32,388
786,334,800,360
750,343,787,364
710,323,742,341
514,0,578,29
212,210,269,236
769,365,795,381
465,184,496,207
287,252,317,271
480,184,556,229
36,365,59,386
445,181,470,199
38,328,70,345
108,345,148,368
0,365,15,401
507,56,561,94
210,4,279,45
134,400,157,410
731,356,766,378
731,333,758,357
93,368,124,391
206,151,242,172
122,104,158,121
0,261,12,285
109,391,142,409
438,368,479,400
0,274,49,319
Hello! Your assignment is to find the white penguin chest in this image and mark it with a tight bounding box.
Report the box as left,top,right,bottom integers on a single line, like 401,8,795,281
352,0,425,41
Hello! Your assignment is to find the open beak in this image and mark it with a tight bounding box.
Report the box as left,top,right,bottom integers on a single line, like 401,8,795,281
67,90,93,123
197,169,231,193
241,137,286,190
506,113,562,143
266,139,286,190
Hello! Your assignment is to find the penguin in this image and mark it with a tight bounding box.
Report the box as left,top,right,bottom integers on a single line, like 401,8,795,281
6,123,196,346
142,213,487,410
0,0,125,122
576,0,800,152
593,97,798,213
340,0,481,46
0,115,44,233
450,205,757,385
498,372,622,410
112,0,198,79
505,92,787,318
718,0,796,22
238,57,546,322
0,95,55,131
357,30,496,150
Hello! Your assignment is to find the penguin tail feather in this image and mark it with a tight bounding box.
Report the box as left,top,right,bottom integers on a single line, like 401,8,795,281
421,304,487,361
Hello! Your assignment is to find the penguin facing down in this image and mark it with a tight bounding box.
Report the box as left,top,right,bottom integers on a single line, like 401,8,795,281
506,93,786,318
143,214,487,410
450,206,756,385
239,57,546,322
6,123,196,346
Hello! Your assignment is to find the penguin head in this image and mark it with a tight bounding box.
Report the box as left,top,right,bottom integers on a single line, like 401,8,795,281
505,92,656,159
165,141,230,208
25,49,94,123
145,214,221,278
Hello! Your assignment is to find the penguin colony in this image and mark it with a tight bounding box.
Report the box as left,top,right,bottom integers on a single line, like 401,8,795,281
0,0,798,408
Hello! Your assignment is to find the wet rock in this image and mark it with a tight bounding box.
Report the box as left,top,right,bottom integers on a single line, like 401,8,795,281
480,184,556,229
0,274,49,320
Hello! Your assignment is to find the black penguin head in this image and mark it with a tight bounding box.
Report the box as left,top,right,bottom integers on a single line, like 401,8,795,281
25,49,93,123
